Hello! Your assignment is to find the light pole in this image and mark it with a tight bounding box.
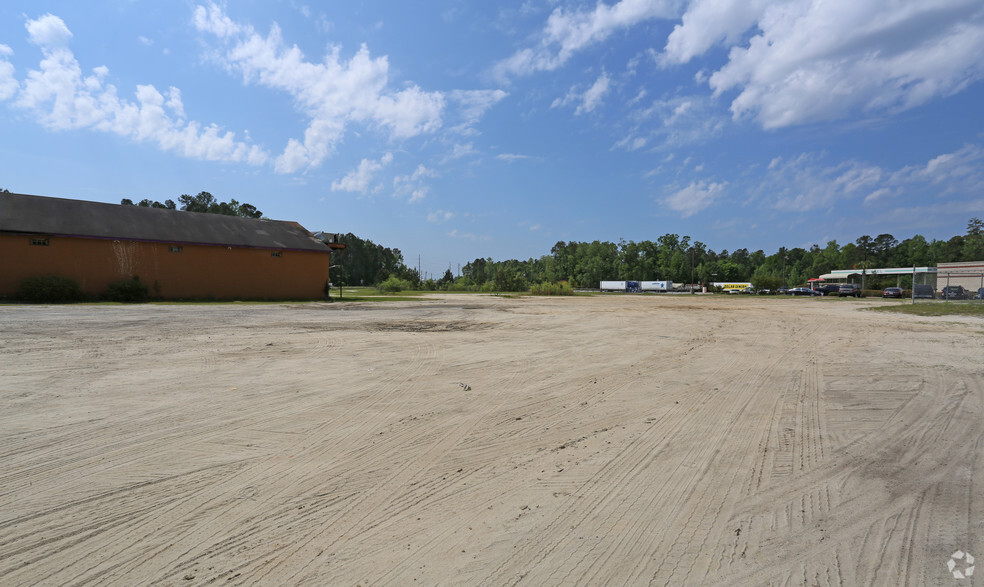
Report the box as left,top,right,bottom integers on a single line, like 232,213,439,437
329,264,343,299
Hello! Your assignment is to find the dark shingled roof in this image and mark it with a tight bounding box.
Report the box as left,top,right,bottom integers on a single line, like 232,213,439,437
0,192,331,252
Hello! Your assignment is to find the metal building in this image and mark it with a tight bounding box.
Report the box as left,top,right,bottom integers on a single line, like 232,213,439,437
937,261,984,296
1,192,341,300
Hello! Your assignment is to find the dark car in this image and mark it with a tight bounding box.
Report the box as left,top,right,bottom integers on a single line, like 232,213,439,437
838,284,862,297
976,288,984,300
788,287,820,296
913,284,935,299
940,285,968,300
882,287,904,298
816,283,841,296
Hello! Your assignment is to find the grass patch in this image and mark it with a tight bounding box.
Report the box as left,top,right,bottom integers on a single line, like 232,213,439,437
867,302,984,317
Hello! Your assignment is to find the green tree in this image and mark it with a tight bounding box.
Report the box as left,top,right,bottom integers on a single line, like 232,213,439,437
963,218,984,260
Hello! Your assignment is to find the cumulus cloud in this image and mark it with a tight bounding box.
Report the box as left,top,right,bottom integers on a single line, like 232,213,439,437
11,14,267,165
692,0,984,128
509,1,984,130
331,152,393,193
194,3,447,173
26,13,74,48
493,0,678,80
0,45,17,101
662,0,771,66
663,180,725,217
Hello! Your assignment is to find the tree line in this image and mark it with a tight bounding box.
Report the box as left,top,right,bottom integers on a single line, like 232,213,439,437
336,219,984,292
121,191,262,218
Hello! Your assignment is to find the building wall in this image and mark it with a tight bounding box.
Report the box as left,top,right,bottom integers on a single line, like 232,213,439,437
937,261,984,294
1,234,332,299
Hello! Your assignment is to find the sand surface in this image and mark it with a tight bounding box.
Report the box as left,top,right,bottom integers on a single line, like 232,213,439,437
1,294,982,585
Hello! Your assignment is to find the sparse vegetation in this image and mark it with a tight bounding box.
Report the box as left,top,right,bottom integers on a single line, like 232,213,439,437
530,281,574,296
868,302,984,317
377,275,414,293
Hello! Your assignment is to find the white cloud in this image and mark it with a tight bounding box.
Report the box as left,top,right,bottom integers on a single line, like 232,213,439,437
689,0,984,128
441,142,476,163
26,13,73,48
427,209,455,223
448,89,508,133
662,0,772,65
11,14,267,165
625,94,725,148
551,71,611,115
760,154,883,212
331,152,393,193
393,163,437,202
755,145,984,212
493,0,679,80
614,135,647,151
0,45,17,101
888,143,984,195
576,72,610,115
663,180,725,217
496,153,532,162
194,3,447,173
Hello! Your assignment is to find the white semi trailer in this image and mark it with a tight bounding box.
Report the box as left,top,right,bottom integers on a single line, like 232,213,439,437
639,281,673,292
600,281,639,292
601,281,670,292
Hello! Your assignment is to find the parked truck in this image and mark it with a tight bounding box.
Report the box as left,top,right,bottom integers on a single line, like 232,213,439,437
600,281,640,292
639,281,673,292
600,280,670,292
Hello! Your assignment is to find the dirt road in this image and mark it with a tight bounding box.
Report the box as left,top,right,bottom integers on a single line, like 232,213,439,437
1,295,982,585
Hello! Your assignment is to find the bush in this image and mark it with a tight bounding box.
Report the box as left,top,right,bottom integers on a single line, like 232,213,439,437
377,275,412,293
17,275,85,303
105,276,150,302
530,281,574,296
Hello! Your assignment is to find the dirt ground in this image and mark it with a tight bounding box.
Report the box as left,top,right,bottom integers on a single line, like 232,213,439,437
1,294,982,585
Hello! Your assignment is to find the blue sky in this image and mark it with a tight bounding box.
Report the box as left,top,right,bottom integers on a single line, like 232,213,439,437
2,1,983,278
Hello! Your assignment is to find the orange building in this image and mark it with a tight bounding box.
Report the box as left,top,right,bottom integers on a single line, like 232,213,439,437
1,192,342,300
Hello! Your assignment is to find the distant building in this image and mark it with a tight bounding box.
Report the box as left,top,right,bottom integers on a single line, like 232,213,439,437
937,261,984,294
0,192,342,300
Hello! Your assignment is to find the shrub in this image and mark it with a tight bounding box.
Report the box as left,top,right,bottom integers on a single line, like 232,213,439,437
105,276,150,302
377,275,412,293
17,275,85,303
530,281,574,296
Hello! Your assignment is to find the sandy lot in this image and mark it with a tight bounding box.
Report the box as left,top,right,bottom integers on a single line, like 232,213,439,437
1,294,982,585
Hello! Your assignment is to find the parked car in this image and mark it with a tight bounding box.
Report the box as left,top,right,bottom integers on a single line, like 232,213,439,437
940,285,968,300
777,287,790,295
913,284,935,299
882,287,904,298
837,284,863,297
816,284,841,296
976,288,984,300
788,287,820,296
